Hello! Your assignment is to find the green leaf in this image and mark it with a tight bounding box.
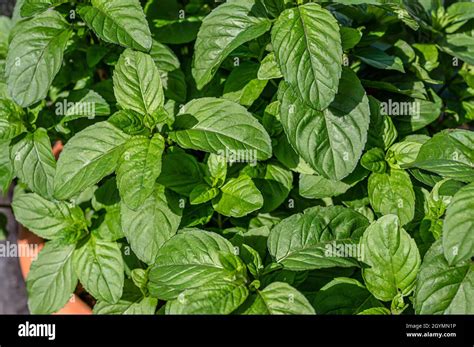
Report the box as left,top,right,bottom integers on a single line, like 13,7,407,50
190,184,220,205
26,242,77,314
148,229,241,300
113,49,164,116
278,68,370,180
272,3,342,110
0,99,25,140
213,174,264,218
79,0,152,52
116,134,164,210
73,236,124,303
355,47,405,72
0,140,14,194
358,307,391,315
392,91,442,134
120,184,182,265
368,169,415,225
12,191,87,240
93,205,124,241
408,130,474,183
170,97,272,161
442,183,474,265
386,135,429,169
21,0,67,17
0,212,7,240
207,153,227,188
243,162,293,213
6,10,72,107
157,148,204,196
367,96,398,150
0,16,13,57
415,240,473,314
299,175,351,199
340,27,362,50
59,89,111,123
441,34,474,65
360,215,421,302
268,206,369,271
192,0,271,89
241,282,315,314
312,278,382,314
361,148,386,174
150,39,180,73
223,62,268,107
95,296,157,315
258,52,283,80
108,110,148,136
299,165,368,200
165,280,249,314
11,128,56,199
54,122,130,200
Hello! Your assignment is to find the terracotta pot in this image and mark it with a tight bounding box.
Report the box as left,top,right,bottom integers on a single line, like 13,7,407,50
17,141,92,314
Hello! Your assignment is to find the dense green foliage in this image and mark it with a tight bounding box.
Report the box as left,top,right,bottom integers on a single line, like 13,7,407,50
1,0,473,315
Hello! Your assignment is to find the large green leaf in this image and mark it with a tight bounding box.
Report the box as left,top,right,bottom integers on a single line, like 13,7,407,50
312,278,382,314
116,134,164,210
272,3,342,110
5,10,72,107
192,0,271,89
241,282,315,314
79,0,152,52
26,242,77,314
121,184,182,265
113,49,164,116
268,206,369,271
408,130,474,183
360,215,421,302
213,174,264,218
368,169,415,225
278,69,370,180
148,229,242,300
12,191,87,240
11,128,56,199
54,122,130,200
165,281,249,314
170,98,272,161
73,236,124,303
442,183,474,265
415,240,473,314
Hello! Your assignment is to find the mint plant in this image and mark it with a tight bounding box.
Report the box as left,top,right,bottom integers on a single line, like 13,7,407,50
1,0,473,315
